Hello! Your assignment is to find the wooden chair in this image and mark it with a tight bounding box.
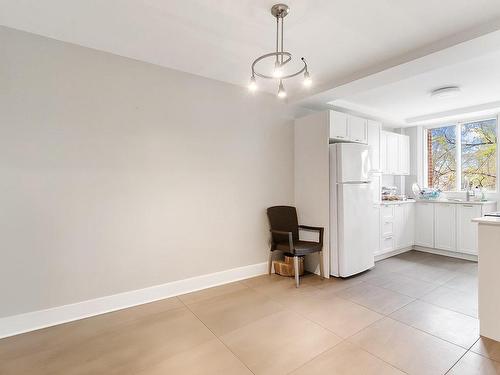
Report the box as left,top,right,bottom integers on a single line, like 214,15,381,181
266,206,324,287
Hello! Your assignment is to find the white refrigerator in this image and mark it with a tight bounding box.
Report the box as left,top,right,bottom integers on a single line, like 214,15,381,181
330,143,379,277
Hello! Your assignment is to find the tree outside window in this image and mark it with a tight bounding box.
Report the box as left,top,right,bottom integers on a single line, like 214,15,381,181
461,119,496,190
427,118,497,191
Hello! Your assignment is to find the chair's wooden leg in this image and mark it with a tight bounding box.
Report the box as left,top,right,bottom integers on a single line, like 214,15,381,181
294,256,300,288
319,251,324,278
268,251,273,275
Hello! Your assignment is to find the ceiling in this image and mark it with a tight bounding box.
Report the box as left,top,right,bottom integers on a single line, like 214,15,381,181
329,50,500,126
3,0,500,99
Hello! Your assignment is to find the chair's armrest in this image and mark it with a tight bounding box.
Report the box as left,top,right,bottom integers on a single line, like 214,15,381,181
298,225,324,245
299,225,323,231
269,229,294,250
270,229,292,236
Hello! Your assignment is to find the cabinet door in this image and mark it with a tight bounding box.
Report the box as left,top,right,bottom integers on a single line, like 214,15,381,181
457,204,481,254
371,205,381,255
329,111,348,140
404,204,415,247
380,131,388,173
381,204,394,237
394,204,405,249
367,120,381,172
434,204,457,251
387,133,399,174
415,203,434,247
349,115,368,144
398,135,410,175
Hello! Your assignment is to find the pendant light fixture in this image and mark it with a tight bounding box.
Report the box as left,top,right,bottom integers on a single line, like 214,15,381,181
248,3,311,98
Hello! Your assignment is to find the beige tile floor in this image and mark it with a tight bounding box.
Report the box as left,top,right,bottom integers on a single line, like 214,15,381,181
1,250,500,375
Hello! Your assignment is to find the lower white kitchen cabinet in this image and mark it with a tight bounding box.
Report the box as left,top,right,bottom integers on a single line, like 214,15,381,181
394,203,415,249
457,204,487,255
402,203,415,247
415,201,496,257
457,203,496,255
434,203,457,251
415,202,434,247
394,204,405,248
378,202,415,257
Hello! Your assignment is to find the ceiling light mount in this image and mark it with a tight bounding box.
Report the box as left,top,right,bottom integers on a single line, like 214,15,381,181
430,86,461,99
248,3,311,98
270,3,290,18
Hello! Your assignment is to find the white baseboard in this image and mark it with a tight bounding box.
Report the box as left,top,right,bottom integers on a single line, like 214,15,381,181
413,246,478,261
0,262,268,339
375,246,412,261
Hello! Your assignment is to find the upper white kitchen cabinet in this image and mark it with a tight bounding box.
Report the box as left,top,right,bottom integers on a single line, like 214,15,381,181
380,131,410,175
329,111,368,144
348,115,368,144
434,203,457,251
415,202,434,247
329,111,349,140
367,120,381,172
387,132,399,174
398,135,410,175
380,130,387,173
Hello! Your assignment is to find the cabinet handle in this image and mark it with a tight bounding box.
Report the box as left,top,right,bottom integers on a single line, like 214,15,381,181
355,139,361,142
462,205,473,208
385,236,393,239
385,221,391,224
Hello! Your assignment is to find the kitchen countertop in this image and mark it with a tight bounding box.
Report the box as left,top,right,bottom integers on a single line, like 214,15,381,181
414,199,496,205
472,216,500,226
380,200,415,205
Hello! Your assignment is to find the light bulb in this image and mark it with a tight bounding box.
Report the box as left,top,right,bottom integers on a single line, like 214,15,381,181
277,80,287,98
303,71,312,87
248,76,257,92
273,61,283,78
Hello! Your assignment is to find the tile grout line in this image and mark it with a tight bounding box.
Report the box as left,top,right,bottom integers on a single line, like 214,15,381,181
361,279,481,351
196,276,400,374
444,337,481,374
244,280,405,375
176,292,257,375
311,281,474,369
242,279,349,374
174,253,477,374
248,279,411,374
414,295,478,319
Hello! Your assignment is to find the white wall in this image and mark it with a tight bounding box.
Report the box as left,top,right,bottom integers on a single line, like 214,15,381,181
0,26,294,318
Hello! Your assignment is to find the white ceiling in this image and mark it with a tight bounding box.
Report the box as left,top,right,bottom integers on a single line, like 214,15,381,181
2,0,500,98
329,49,500,127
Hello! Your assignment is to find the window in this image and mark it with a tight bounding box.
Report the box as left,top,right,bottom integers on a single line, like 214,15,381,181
427,125,456,191
427,118,497,191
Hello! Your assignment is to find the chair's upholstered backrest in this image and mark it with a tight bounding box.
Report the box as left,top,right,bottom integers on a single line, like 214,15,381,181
266,206,299,244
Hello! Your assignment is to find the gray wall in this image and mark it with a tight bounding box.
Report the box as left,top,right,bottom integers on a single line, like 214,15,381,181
0,26,294,317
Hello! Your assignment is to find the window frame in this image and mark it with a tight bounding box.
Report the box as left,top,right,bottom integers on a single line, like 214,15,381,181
424,114,499,193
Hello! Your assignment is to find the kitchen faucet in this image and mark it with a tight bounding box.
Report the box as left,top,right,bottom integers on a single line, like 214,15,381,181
464,176,475,201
